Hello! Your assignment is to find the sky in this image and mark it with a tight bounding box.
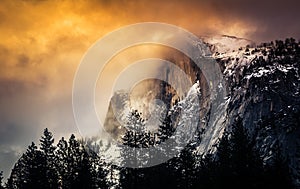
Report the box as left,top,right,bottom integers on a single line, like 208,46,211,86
0,0,300,179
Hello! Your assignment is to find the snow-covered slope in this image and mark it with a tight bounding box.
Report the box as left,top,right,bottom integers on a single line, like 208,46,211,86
202,35,254,54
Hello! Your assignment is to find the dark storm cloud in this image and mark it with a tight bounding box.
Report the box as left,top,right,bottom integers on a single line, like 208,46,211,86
0,79,41,179
204,0,300,41
0,77,78,179
113,0,300,42
0,123,32,146
0,123,35,179
0,150,20,181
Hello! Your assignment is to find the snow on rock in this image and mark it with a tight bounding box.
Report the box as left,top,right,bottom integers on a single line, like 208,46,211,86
202,35,254,54
173,81,202,146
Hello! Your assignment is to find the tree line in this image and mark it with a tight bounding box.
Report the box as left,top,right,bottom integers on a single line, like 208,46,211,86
2,129,111,189
0,110,294,188
118,111,293,189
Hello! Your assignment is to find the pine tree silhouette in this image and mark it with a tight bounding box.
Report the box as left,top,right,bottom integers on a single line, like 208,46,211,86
7,142,47,189
119,109,146,189
175,143,198,189
74,149,94,189
157,113,177,161
6,130,110,189
0,171,4,189
263,140,293,188
214,131,233,188
56,137,69,188
89,151,110,189
40,128,59,188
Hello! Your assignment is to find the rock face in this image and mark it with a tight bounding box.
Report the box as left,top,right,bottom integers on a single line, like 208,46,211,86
103,41,210,139
214,38,300,185
104,36,300,185
103,35,251,139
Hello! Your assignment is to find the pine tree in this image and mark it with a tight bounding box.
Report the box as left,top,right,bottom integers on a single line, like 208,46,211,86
7,142,47,189
67,134,84,188
157,113,177,161
121,109,148,167
56,137,69,188
216,116,264,188
194,153,217,188
90,153,110,189
40,128,59,188
263,141,293,188
0,171,4,189
139,112,179,189
214,131,233,188
216,131,231,169
157,114,175,142
6,161,20,189
6,130,112,189
56,134,81,189
74,149,94,189
119,109,150,188
23,143,47,189
175,143,198,189
57,134,110,189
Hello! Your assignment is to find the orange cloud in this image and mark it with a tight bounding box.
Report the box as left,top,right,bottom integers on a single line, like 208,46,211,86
0,0,255,85
0,0,256,102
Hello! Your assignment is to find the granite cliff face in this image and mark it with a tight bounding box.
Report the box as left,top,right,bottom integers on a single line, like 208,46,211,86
103,38,210,138
103,36,300,185
103,35,251,139
215,38,300,184
103,51,207,139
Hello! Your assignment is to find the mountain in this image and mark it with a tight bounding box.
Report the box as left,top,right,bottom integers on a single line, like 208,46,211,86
214,38,300,186
103,36,300,185
202,37,299,186
103,35,253,140
201,34,255,54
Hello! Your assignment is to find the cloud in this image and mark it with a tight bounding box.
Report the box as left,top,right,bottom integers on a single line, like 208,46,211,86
0,148,21,180
205,0,300,41
0,0,299,180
